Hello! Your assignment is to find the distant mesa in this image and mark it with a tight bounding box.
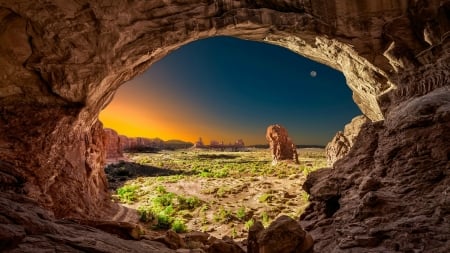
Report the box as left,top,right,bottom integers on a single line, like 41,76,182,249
103,128,193,162
266,124,299,165
193,137,245,151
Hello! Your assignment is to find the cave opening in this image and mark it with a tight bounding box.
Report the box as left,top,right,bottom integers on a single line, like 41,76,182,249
1,1,448,252
99,36,361,147
98,36,360,239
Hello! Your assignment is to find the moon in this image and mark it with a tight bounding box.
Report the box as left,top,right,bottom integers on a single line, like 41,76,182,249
310,71,317,77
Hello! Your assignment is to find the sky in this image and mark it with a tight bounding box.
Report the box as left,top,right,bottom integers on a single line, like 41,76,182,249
99,36,361,145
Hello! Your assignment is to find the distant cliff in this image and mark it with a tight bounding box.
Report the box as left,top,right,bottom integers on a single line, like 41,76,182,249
103,128,193,160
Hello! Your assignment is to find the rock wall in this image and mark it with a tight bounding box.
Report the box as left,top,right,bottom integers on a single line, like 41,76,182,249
301,87,450,252
0,0,449,252
325,115,369,166
103,128,124,161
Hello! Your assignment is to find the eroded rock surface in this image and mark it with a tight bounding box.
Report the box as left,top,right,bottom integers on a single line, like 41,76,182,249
103,128,124,161
0,192,174,253
301,87,450,252
325,115,369,166
0,0,448,252
266,124,299,164
248,215,313,253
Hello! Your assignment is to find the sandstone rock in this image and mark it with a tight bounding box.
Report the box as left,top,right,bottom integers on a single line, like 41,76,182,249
67,218,143,240
206,238,245,253
0,192,174,253
0,0,448,252
266,124,299,164
103,128,124,161
255,215,313,253
183,231,210,244
155,230,187,250
247,220,264,253
325,115,369,166
301,87,450,252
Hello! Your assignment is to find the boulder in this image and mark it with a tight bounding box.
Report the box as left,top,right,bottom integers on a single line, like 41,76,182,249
253,215,313,253
266,124,299,164
206,238,245,253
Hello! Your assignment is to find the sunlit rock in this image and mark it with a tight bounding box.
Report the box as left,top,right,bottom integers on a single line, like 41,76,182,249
266,124,299,165
325,115,369,166
0,0,448,252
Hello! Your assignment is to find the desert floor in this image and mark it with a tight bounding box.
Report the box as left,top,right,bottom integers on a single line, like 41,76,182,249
105,148,326,240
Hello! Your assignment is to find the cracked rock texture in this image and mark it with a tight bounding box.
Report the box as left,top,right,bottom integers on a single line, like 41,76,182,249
325,115,369,166
301,87,450,252
0,0,449,252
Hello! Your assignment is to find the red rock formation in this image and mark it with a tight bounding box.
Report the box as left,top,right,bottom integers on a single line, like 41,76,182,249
266,124,299,164
325,115,369,166
103,128,124,160
0,0,448,252
301,87,450,252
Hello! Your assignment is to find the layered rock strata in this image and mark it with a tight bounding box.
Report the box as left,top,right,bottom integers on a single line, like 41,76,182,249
0,0,448,252
301,87,450,252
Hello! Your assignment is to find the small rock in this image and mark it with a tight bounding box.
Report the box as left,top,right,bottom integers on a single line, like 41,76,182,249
207,239,245,253
154,230,187,249
257,215,313,253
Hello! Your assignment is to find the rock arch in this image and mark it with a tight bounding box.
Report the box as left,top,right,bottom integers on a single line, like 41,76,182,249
0,0,449,252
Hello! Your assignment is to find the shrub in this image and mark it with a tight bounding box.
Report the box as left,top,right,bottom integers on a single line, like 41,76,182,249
156,213,171,229
236,207,246,221
117,185,139,203
258,193,272,203
244,218,254,230
261,212,270,227
171,219,187,233
213,208,232,223
177,195,201,210
155,185,167,194
152,193,175,207
137,206,154,222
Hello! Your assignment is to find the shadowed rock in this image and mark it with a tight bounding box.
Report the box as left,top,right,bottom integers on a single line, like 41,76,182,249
0,0,448,252
248,215,313,253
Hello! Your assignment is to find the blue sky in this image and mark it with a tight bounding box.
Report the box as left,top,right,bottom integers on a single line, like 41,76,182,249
100,36,361,145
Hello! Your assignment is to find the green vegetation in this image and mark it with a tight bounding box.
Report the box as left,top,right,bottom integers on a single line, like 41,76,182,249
261,211,271,227
171,219,187,233
213,207,233,223
116,185,139,203
244,218,255,230
110,148,326,238
258,193,273,203
236,206,246,221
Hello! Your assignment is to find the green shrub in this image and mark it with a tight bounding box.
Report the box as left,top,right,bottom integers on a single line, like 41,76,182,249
117,185,139,203
156,213,171,229
155,185,167,194
236,207,246,220
171,219,187,233
152,193,175,207
137,206,154,222
258,193,272,203
261,212,270,227
177,195,201,210
213,208,232,223
244,218,254,230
